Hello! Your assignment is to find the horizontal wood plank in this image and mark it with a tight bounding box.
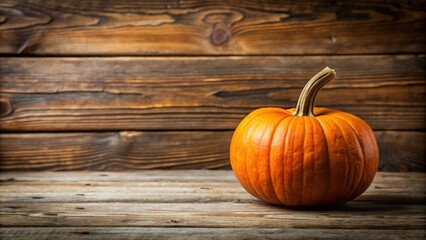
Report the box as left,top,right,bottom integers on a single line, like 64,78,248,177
0,170,240,182
0,171,424,239
0,204,424,230
2,170,424,182
0,172,424,232
0,131,231,170
1,55,425,131
1,228,424,240
0,0,424,55
376,131,426,172
0,131,424,171
0,172,424,204
0,204,424,227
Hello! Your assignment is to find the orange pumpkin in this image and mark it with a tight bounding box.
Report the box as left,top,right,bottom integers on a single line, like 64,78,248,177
230,67,379,206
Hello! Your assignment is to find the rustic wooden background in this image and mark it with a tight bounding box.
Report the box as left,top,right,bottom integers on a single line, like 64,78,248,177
0,0,425,171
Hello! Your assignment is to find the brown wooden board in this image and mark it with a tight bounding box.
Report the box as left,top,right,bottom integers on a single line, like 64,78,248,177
0,171,424,204
0,171,425,239
0,131,232,171
0,0,425,55
1,200,425,228
1,131,424,171
1,55,425,131
1,228,424,240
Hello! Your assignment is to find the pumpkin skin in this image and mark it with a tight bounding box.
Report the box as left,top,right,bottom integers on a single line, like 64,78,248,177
230,68,379,206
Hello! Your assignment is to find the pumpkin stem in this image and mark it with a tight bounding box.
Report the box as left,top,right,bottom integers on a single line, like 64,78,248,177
293,67,336,117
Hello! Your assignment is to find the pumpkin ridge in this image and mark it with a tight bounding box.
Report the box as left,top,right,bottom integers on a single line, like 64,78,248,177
244,119,263,198
290,117,305,205
330,115,365,202
250,113,286,204
233,110,274,199
281,116,296,205
332,113,378,200
231,109,276,163
326,116,356,203
299,117,306,205
268,114,292,204
313,116,332,205
320,116,349,204
282,116,294,205
307,117,316,205
335,112,379,166
331,114,366,201
244,119,270,200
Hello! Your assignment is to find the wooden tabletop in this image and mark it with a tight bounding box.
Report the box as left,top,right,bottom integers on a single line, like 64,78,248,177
0,171,425,239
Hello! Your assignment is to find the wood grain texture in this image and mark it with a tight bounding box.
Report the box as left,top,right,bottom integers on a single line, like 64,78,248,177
0,171,424,240
0,131,232,170
1,228,424,240
376,131,426,172
0,131,424,171
2,170,424,182
0,0,425,55
1,55,425,131
1,202,425,228
0,171,424,204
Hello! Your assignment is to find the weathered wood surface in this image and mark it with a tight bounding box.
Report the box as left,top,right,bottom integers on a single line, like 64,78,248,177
0,131,231,170
376,131,426,172
0,0,425,55
1,228,424,240
0,171,425,239
1,131,424,171
0,171,424,204
0,0,424,176
1,202,425,228
1,55,425,131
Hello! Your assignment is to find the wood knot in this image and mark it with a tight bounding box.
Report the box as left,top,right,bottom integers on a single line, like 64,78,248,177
0,16,7,24
0,98,13,117
210,28,229,46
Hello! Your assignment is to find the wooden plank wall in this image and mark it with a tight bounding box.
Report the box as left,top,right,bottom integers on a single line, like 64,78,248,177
0,0,425,171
